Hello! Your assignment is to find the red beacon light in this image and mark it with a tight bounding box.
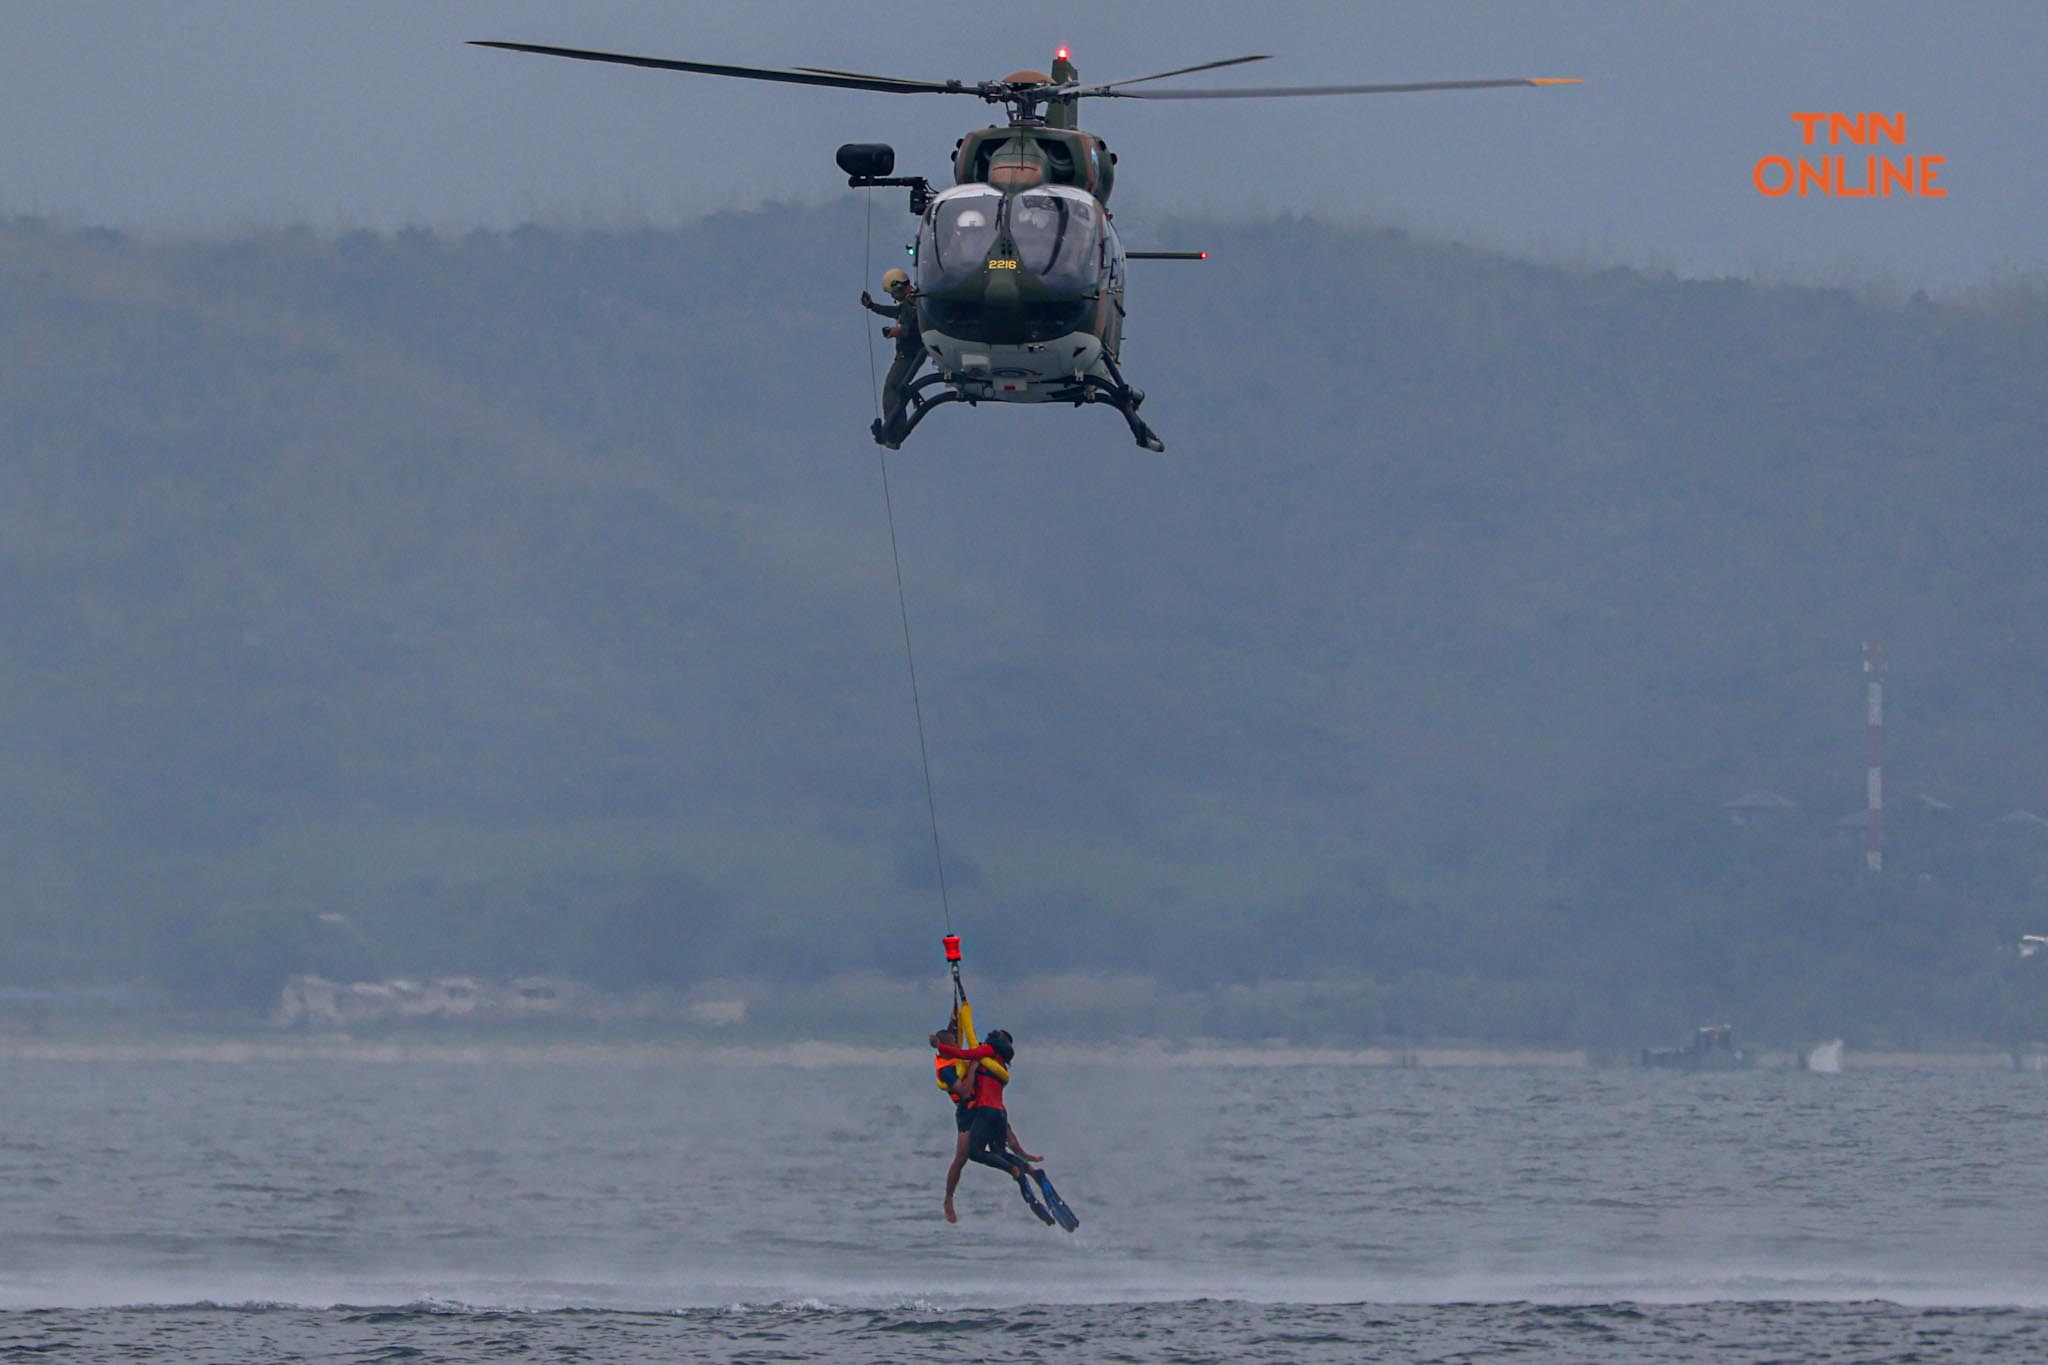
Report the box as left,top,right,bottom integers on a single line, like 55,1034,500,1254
1056,46,1070,62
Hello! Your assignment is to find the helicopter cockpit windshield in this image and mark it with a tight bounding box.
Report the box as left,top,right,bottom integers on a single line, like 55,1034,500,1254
1007,189,1101,294
918,187,1003,293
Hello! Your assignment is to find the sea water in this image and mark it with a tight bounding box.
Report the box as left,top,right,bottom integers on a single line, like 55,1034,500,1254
1,1050,2044,1362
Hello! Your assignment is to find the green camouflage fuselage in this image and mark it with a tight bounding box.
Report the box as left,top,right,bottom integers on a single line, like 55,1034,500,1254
913,58,1129,397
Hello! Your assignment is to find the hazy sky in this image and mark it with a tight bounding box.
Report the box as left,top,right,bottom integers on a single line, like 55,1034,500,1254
2,1,2039,286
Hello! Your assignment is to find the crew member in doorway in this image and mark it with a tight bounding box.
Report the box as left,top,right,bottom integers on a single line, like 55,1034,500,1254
861,267,924,447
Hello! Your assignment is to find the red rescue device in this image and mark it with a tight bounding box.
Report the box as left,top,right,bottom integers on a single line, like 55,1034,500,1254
942,934,963,962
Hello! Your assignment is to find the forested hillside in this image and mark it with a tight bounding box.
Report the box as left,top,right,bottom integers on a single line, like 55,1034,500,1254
2,205,2045,1046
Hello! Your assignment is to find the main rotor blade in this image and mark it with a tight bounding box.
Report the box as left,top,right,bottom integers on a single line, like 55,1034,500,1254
1088,54,1272,92
469,42,971,95
1093,76,1583,99
792,65,959,88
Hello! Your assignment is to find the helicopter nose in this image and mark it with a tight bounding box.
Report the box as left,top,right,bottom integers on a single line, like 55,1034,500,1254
981,266,1025,334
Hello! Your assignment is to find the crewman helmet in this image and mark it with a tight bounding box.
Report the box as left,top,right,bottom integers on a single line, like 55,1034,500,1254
882,268,911,294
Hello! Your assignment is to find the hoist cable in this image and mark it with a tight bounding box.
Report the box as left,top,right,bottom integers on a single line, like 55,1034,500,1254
862,196,881,421
878,450,953,935
856,193,950,935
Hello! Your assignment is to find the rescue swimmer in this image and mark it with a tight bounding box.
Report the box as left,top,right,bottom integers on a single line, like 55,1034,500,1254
927,933,1078,1231
931,1012,1041,1225
930,1024,1075,1229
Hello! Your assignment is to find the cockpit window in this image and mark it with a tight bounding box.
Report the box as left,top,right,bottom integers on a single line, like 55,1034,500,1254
1009,192,1100,294
919,189,1004,292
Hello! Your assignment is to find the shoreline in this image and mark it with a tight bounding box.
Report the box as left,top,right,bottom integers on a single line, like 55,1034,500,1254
0,1034,2042,1071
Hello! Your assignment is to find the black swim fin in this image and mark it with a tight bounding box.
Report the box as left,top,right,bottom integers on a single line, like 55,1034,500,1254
1032,1170,1080,1233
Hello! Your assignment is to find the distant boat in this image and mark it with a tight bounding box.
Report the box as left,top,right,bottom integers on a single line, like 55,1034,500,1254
1641,1023,1751,1070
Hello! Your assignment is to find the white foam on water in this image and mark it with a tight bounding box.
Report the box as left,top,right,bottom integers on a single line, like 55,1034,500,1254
9,1259,2046,1314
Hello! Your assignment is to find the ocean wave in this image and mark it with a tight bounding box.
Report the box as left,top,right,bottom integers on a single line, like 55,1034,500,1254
6,1265,2045,1316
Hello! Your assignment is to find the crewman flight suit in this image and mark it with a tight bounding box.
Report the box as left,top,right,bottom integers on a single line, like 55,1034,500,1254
862,290,926,439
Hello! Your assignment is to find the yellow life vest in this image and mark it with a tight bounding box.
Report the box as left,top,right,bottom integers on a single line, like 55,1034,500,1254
934,997,1010,1090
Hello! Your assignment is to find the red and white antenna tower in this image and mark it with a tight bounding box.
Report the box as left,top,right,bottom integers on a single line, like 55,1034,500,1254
1864,640,1885,873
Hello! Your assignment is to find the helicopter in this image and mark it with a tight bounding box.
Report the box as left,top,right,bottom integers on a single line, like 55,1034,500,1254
472,41,1579,452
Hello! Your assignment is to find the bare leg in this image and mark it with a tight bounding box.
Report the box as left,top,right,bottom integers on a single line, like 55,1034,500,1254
944,1130,969,1222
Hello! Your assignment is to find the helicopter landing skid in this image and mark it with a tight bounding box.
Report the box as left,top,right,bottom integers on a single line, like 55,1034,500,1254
873,374,968,449
1047,373,1167,453
874,370,1164,453
1095,351,1167,452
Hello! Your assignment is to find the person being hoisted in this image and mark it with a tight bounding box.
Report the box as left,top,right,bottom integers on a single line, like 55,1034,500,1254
926,935,1079,1230
861,267,925,449
928,1023,1077,1230
933,1010,1040,1224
